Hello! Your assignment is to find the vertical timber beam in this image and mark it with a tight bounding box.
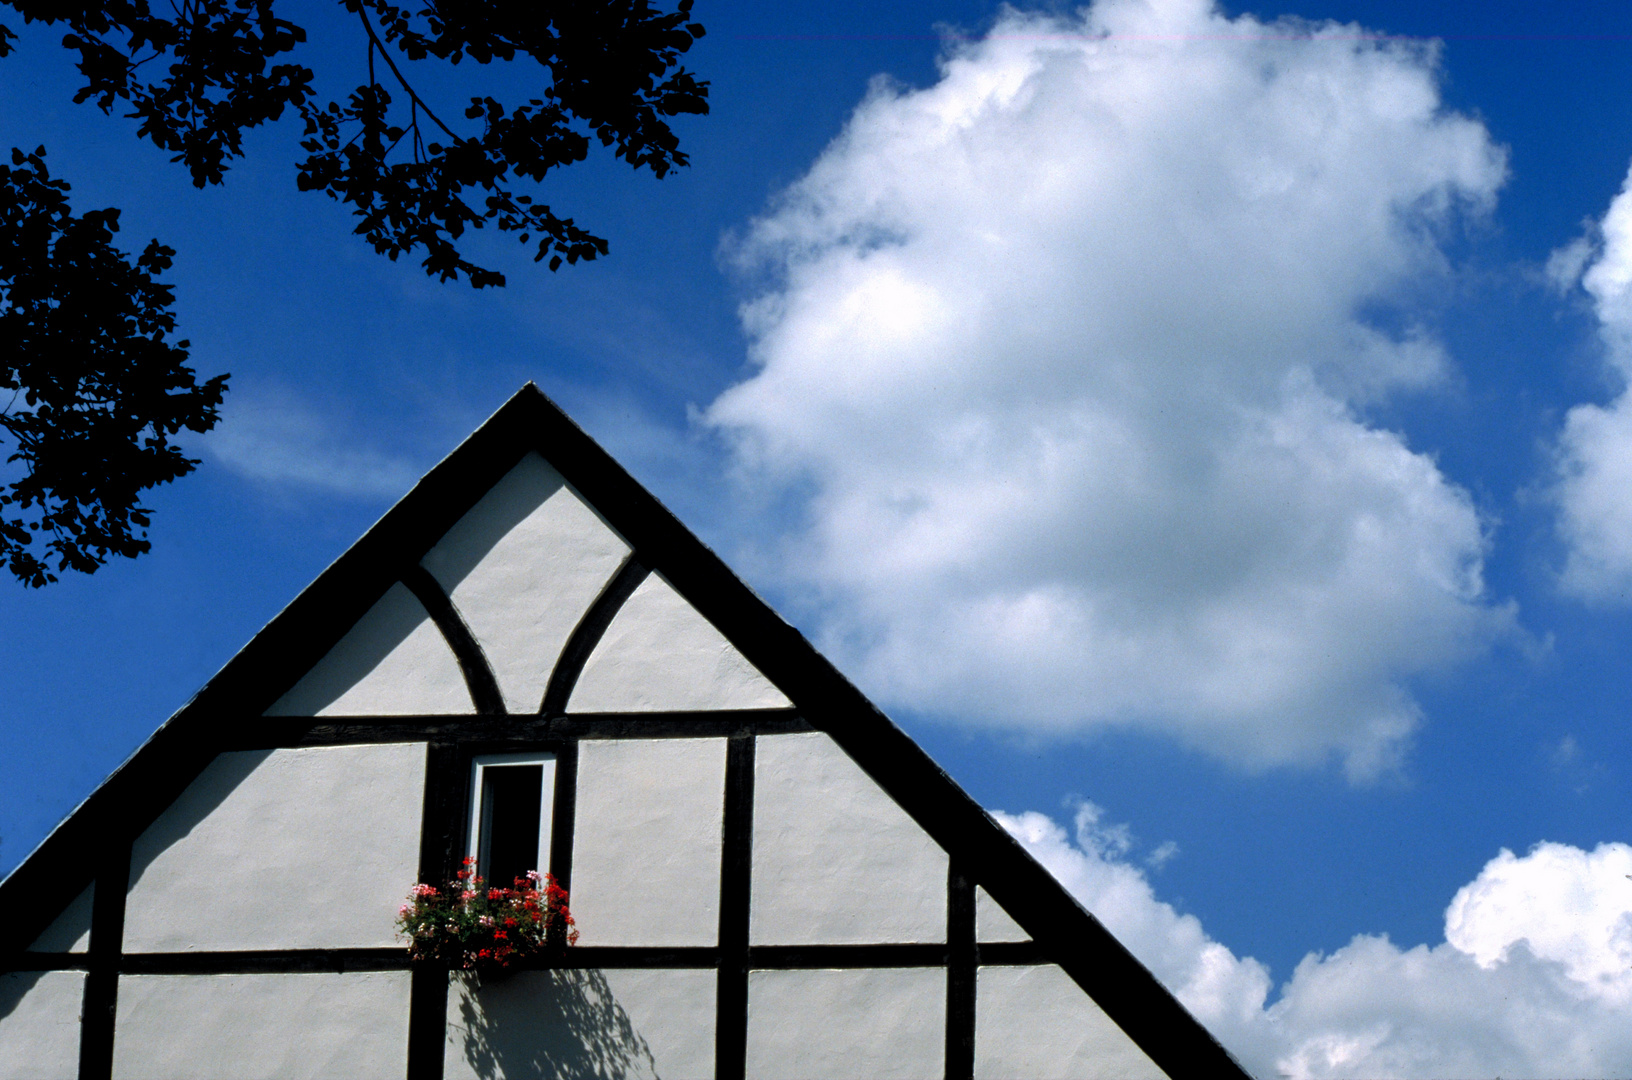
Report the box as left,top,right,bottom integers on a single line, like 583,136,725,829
546,741,579,947
716,734,754,1080
946,864,976,1080
407,741,463,1080
78,836,131,1080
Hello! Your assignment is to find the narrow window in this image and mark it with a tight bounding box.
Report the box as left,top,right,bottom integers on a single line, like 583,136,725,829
468,753,556,889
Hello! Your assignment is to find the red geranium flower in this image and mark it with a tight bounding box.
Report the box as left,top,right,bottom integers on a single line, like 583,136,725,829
397,866,578,975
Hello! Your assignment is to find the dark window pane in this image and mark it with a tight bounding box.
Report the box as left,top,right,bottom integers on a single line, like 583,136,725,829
479,764,544,889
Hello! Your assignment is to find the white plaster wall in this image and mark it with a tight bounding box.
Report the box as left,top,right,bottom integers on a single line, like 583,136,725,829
0,971,83,1080
975,965,1168,1080
124,743,425,951
569,574,790,713
445,968,715,1079
751,733,948,944
421,452,630,714
112,972,411,1079
28,885,92,953
746,968,944,1080
976,886,1030,943
571,739,725,947
266,583,471,715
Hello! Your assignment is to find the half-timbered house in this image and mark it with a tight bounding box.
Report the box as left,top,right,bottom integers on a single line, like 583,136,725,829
0,385,1251,1080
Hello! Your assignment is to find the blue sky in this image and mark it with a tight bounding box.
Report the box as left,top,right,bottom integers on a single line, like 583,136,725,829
7,1,1632,1074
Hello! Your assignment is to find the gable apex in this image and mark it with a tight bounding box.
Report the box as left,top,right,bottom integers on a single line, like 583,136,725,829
415,451,631,715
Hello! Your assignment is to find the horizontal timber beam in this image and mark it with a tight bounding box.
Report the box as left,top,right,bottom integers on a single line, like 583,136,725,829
221,710,814,750
6,940,1045,976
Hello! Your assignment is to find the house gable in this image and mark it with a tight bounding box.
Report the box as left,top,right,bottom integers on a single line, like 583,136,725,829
0,385,1250,1080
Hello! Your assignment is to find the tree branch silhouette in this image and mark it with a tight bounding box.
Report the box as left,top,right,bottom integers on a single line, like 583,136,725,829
0,0,708,583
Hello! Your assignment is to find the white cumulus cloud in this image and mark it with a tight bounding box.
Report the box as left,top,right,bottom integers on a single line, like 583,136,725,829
707,0,1513,778
999,804,1632,1078
1551,160,1632,601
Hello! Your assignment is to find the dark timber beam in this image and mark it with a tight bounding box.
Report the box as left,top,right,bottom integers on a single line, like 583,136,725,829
539,556,649,716
220,710,813,751
401,566,505,716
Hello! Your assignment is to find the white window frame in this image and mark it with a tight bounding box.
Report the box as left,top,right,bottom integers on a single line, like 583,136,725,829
467,751,557,883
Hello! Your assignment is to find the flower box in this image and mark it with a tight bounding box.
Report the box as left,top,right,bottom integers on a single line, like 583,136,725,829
398,857,577,976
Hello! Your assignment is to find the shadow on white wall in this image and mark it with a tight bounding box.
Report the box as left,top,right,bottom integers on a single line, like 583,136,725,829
450,970,658,1080
0,971,47,1022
